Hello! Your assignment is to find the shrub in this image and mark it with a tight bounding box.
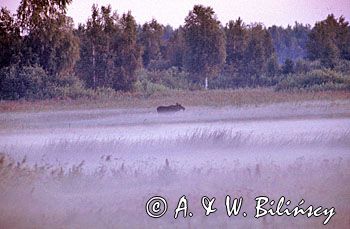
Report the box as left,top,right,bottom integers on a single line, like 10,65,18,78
0,65,53,100
91,87,116,100
141,68,190,89
50,78,91,100
334,60,350,74
134,78,169,98
160,67,190,89
294,59,310,74
135,67,190,96
0,65,98,100
276,69,350,91
210,72,280,89
209,73,235,89
147,59,172,71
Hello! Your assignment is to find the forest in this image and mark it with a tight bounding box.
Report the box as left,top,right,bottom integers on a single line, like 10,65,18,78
0,0,350,100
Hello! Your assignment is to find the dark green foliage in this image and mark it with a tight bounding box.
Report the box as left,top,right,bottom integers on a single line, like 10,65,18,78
307,14,350,68
17,0,79,76
138,19,164,68
282,59,294,74
0,8,21,68
0,65,89,100
75,6,140,91
17,0,72,29
21,15,80,76
134,68,191,97
242,24,273,82
137,67,190,90
320,41,338,69
276,69,350,91
0,66,50,99
225,18,246,69
225,22,275,87
110,12,140,91
1,2,350,100
183,5,226,85
294,59,311,74
266,55,280,77
164,27,185,68
268,23,310,63
334,60,350,74
75,4,118,89
209,70,240,89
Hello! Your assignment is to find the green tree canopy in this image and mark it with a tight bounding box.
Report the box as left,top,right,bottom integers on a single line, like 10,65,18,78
17,0,72,30
183,5,226,85
307,14,350,68
17,0,79,76
75,5,140,91
225,18,247,69
138,19,164,68
0,8,21,68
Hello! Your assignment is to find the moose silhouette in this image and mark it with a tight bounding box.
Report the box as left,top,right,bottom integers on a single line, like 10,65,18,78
157,103,185,113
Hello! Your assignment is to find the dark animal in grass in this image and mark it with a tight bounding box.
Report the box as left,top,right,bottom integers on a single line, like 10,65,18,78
157,103,185,113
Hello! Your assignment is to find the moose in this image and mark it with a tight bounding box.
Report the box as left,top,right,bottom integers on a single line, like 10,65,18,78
157,103,185,113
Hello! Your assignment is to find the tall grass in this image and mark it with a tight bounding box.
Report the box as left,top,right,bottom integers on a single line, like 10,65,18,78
0,147,349,228
1,88,350,112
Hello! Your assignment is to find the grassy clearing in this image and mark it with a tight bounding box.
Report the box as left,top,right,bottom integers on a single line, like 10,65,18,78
1,88,349,228
1,88,350,112
0,148,349,228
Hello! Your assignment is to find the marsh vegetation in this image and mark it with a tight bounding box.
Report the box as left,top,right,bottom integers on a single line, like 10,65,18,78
0,99,349,228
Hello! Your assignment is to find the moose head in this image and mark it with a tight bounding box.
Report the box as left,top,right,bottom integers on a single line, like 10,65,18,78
175,103,185,111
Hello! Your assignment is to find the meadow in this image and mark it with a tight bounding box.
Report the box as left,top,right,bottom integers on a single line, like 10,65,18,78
1,88,350,112
0,89,350,228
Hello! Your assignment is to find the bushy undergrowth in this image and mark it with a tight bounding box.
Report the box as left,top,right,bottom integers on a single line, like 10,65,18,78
0,143,349,228
0,66,191,100
1,64,350,101
210,73,281,89
0,66,53,100
134,78,170,98
276,69,350,91
0,101,349,227
0,65,119,100
134,67,192,97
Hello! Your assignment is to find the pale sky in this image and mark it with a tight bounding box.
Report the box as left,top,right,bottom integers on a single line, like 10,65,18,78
1,0,350,27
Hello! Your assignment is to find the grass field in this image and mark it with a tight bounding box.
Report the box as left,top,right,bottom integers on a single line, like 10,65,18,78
1,88,350,112
0,89,350,228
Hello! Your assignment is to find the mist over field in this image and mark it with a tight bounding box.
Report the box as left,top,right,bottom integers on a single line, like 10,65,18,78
0,100,349,228
1,0,350,227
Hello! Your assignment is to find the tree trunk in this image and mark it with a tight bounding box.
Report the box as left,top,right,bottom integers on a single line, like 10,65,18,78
92,44,96,89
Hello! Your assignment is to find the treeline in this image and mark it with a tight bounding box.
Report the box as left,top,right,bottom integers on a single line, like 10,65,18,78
1,0,350,100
